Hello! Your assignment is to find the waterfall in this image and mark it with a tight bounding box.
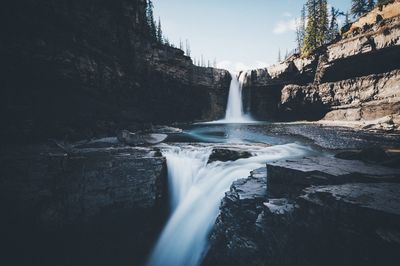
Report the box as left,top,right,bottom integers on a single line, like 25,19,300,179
147,143,312,266
223,72,253,123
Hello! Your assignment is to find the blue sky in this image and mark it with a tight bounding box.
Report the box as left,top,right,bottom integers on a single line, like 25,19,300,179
153,0,351,72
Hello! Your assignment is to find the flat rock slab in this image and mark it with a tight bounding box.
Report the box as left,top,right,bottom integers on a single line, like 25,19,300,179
268,156,400,188
0,144,167,227
302,183,400,216
227,168,267,202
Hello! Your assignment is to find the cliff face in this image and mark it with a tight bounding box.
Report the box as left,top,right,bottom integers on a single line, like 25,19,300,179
0,142,168,266
0,0,230,142
243,2,400,130
205,158,400,266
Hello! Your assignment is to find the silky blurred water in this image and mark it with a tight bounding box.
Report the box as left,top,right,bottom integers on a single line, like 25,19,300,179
147,137,315,266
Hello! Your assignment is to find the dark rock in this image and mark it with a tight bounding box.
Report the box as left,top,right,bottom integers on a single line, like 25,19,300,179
204,168,267,266
207,148,252,163
0,0,230,143
267,156,400,197
117,130,167,146
335,146,390,163
301,183,400,216
0,143,168,266
205,162,400,266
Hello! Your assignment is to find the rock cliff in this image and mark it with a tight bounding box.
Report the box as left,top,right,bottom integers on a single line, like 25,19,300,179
0,0,230,142
242,2,400,130
0,141,167,265
204,157,400,266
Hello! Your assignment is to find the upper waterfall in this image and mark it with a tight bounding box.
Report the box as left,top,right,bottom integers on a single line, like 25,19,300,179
223,72,253,123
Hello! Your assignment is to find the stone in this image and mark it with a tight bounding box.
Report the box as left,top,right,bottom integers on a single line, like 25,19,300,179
0,142,168,266
267,156,400,197
301,183,400,216
117,130,168,145
205,162,400,266
335,146,390,163
2,0,231,142
242,11,400,127
207,148,252,163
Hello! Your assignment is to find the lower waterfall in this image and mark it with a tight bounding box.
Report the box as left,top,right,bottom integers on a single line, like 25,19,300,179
147,142,312,266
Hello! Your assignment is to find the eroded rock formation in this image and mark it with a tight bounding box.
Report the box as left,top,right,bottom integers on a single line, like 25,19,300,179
204,157,400,266
0,142,167,265
242,3,400,130
0,0,230,142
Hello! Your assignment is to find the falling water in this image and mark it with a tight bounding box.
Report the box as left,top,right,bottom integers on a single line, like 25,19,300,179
223,72,253,123
147,143,313,266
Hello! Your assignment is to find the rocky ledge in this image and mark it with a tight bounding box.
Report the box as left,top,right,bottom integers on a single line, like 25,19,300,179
204,156,400,266
239,2,400,130
0,141,167,266
1,0,230,142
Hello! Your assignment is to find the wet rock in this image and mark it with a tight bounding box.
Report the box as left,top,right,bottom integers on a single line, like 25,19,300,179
117,130,168,146
206,161,400,266
207,148,252,163
150,125,183,134
204,168,267,266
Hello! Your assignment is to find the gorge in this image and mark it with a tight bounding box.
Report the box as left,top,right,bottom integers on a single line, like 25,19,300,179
1,1,400,266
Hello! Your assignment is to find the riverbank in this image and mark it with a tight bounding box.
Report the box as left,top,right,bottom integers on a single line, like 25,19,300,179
3,123,399,266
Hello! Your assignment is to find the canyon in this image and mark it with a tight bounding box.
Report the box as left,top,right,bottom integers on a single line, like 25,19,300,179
1,1,400,266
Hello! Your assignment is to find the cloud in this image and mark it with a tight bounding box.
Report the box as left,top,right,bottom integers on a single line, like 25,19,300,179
217,60,270,73
283,12,292,18
273,18,298,34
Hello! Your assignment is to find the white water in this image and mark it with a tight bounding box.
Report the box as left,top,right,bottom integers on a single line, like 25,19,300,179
147,143,313,266
207,72,254,124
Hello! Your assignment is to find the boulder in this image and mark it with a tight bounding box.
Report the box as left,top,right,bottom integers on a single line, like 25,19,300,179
117,130,167,146
207,148,252,163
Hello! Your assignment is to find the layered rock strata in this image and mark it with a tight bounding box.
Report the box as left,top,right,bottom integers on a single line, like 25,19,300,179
204,157,400,266
0,142,167,266
242,4,400,130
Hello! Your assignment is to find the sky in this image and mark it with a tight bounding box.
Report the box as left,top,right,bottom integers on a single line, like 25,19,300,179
153,0,351,72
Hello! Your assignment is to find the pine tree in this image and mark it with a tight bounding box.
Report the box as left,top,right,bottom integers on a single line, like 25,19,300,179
328,7,339,42
302,0,318,56
351,0,368,18
278,49,281,62
295,4,306,51
367,0,376,10
344,11,351,25
377,0,392,6
164,37,170,46
156,18,163,44
179,39,183,50
316,0,329,46
185,39,191,57
146,0,157,40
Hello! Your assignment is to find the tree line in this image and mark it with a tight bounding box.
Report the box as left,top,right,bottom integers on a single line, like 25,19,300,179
145,0,216,67
293,0,391,58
